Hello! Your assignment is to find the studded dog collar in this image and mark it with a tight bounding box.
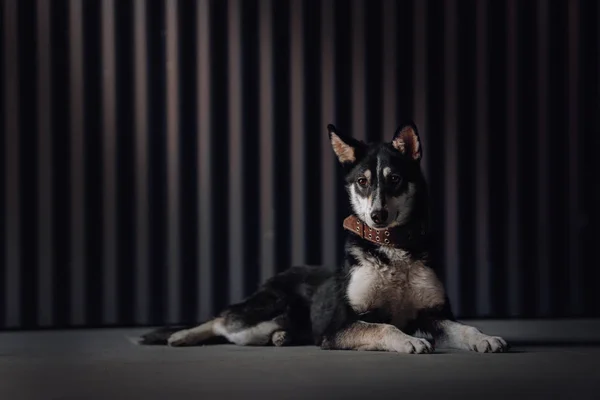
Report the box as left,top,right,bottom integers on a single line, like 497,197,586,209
342,215,420,249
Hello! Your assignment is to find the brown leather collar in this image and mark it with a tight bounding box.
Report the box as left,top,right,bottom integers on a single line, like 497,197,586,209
343,215,418,249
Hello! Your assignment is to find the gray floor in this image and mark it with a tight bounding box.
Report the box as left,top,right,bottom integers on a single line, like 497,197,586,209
1,319,600,400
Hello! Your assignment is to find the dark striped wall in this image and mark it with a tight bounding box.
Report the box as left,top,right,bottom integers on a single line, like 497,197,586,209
1,0,599,330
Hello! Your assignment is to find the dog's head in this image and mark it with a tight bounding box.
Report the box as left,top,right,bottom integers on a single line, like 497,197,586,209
328,122,427,230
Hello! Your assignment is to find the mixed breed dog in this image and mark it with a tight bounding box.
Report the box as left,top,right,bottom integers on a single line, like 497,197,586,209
140,123,508,354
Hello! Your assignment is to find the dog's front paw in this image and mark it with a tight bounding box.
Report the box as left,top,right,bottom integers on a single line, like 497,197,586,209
471,336,509,353
391,336,434,354
167,329,194,347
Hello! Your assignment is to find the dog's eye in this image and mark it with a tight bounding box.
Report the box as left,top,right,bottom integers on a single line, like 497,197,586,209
357,177,368,187
389,175,401,184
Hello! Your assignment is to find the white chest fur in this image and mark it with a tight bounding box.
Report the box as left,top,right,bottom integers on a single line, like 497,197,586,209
346,246,446,328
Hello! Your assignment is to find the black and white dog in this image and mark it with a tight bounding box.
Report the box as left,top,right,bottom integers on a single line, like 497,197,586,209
140,123,508,354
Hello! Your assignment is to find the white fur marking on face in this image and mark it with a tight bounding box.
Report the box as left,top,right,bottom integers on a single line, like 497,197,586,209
349,185,371,224
369,153,384,216
383,167,391,177
363,169,372,182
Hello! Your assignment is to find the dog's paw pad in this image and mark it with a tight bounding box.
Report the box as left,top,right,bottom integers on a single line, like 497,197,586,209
167,330,193,347
473,336,509,353
271,331,290,347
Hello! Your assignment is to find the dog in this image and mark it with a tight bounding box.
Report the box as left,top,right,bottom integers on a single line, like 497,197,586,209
139,123,508,354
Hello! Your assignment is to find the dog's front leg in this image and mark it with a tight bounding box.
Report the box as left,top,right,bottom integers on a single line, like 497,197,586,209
432,320,509,353
322,321,433,354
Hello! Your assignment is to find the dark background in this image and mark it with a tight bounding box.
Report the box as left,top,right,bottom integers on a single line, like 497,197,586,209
1,0,598,331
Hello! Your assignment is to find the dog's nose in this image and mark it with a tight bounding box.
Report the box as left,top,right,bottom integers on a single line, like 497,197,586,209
370,210,388,224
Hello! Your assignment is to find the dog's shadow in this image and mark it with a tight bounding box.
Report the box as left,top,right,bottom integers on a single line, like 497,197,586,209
166,339,600,354
430,339,600,354
500,340,600,353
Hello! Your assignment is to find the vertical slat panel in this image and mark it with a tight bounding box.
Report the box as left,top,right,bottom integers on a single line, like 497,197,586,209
228,0,244,303
597,0,600,315
351,0,366,142
133,0,150,325
49,0,70,328
443,0,460,315
0,0,598,328
506,0,521,316
320,0,337,268
101,0,118,325
567,0,582,315
290,0,305,265
165,0,181,324
19,0,38,328
596,0,600,316
0,0,3,329
37,0,53,327
69,0,86,326
413,0,427,178
197,0,213,320
382,0,396,136
115,0,136,325
3,0,20,328
475,0,490,316
536,0,551,316
259,0,275,282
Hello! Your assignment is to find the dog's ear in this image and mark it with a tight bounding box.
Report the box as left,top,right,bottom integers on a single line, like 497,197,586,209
327,124,363,165
391,122,422,161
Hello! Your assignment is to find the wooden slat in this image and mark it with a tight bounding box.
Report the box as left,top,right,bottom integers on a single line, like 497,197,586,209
259,0,275,283
475,0,491,316
228,0,244,304
382,0,397,137
351,0,366,142
290,0,306,265
320,0,337,268
506,0,521,316
413,0,428,178
101,0,118,325
69,0,86,326
443,0,460,315
567,0,582,314
197,0,213,320
3,0,20,328
133,0,150,325
37,0,54,327
536,0,551,316
165,0,181,324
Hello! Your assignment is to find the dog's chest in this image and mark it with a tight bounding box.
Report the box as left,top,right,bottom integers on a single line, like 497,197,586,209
346,248,430,327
